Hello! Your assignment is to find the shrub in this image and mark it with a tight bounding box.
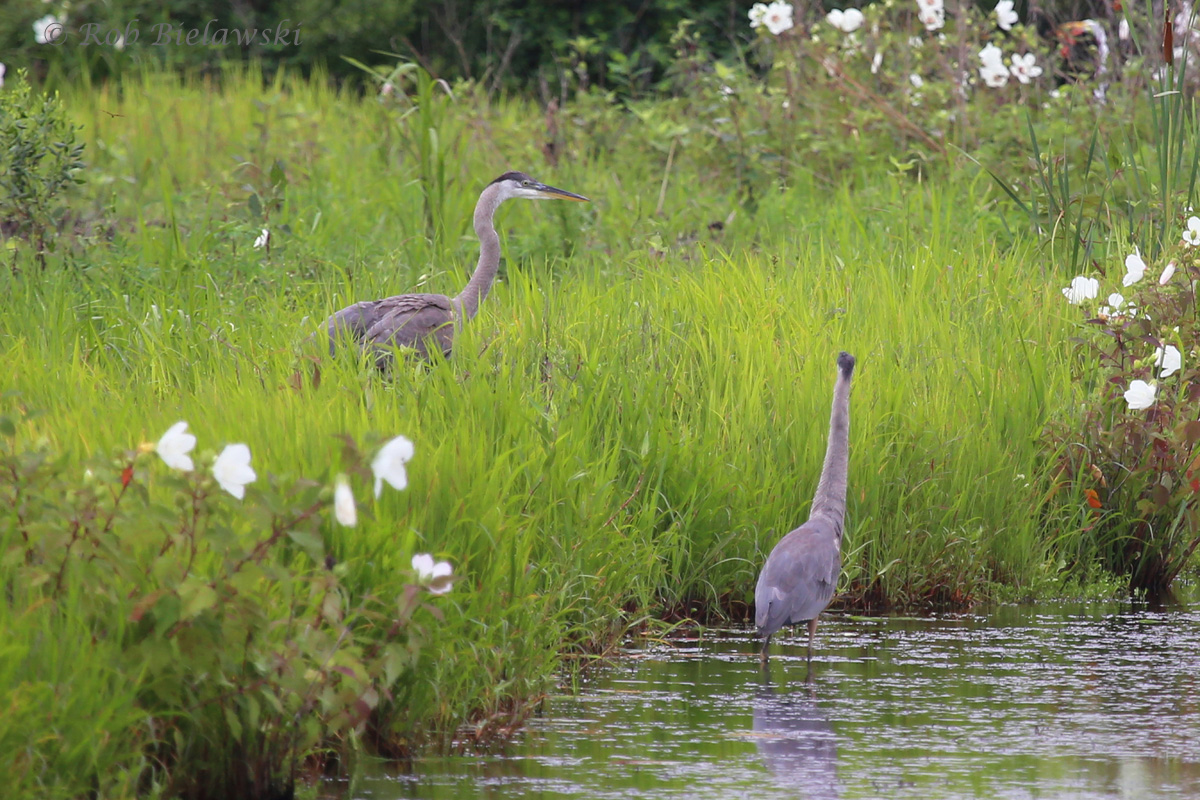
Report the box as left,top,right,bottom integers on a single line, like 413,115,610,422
0,68,86,269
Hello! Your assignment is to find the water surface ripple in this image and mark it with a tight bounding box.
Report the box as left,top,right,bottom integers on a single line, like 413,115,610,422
343,602,1200,799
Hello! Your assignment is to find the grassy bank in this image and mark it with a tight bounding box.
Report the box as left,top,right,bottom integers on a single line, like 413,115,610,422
3,67,1085,796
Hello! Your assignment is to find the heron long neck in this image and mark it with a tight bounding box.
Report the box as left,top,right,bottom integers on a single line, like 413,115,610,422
809,371,852,529
455,183,504,320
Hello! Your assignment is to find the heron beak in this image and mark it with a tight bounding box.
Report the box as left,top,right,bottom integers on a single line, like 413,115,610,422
533,183,589,202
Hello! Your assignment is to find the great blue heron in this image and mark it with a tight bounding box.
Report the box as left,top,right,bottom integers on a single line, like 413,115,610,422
755,351,855,664
324,171,588,366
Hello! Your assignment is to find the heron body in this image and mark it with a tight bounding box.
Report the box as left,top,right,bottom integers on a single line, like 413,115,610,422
325,171,588,367
756,351,855,664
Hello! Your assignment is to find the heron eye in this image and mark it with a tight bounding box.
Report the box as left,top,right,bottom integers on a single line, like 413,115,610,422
522,180,532,186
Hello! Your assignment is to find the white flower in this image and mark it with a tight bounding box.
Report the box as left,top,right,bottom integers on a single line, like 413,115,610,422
334,476,357,527
411,553,453,594
910,73,925,88
1183,216,1200,246
1160,261,1177,284
917,5,945,30
826,8,864,33
253,228,270,249
749,2,770,28
979,43,1005,69
156,421,197,472
995,0,1019,30
981,63,1009,87
212,443,256,499
908,35,924,47
1009,53,1043,83
871,50,883,73
33,15,62,45
1154,345,1182,378
372,435,415,498
1118,17,1130,41
1108,292,1125,309
114,33,125,51
1124,380,1157,410
1123,248,1147,286
1062,276,1099,304
763,1,795,35
0,63,6,89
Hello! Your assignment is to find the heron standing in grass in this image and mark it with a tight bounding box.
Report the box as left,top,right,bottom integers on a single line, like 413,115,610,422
325,171,588,366
756,351,855,665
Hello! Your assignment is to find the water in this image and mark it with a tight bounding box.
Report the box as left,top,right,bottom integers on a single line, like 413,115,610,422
338,603,1200,799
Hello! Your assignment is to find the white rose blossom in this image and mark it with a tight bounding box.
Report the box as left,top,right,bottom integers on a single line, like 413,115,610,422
372,435,415,498
1183,216,1200,246
1123,248,1147,286
1154,345,1182,378
1009,53,1043,84
749,3,769,28
411,553,453,594
826,8,864,33
1124,380,1157,410
334,476,357,527
1062,276,1099,304
994,0,1019,30
764,2,795,35
212,443,256,499
156,421,197,472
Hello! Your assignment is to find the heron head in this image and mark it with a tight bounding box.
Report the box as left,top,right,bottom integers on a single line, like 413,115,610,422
490,171,589,203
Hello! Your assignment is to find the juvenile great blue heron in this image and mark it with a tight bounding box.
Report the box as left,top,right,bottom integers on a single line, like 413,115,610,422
756,351,855,664
324,171,588,366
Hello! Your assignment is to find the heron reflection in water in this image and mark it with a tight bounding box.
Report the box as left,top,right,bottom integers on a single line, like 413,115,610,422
753,673,838,799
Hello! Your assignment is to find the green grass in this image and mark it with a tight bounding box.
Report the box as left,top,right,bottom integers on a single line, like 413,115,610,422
1,66,1085,795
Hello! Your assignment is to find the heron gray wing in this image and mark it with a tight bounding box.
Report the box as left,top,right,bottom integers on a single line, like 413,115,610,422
754,517,843,635
364,294,456,358
327,293,456,361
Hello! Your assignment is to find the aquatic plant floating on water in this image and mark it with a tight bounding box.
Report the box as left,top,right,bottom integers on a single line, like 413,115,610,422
213,444,256,499
156,421,197,472
372,435,414,498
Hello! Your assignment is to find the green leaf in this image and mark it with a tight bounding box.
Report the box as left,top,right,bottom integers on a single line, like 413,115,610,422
179,580,218,620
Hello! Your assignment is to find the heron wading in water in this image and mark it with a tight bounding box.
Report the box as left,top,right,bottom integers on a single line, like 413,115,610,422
756,351,855,665
324,171,588,366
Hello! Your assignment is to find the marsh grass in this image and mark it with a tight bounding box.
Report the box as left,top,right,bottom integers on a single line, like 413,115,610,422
0,67,1083,795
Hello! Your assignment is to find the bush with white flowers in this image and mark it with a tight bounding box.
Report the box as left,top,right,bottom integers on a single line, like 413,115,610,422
2,413,456,799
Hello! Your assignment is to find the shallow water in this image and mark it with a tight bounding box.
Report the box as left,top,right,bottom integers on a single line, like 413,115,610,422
339,603,1200,799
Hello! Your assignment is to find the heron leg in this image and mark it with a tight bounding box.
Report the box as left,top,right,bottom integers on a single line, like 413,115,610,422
759,634,772,664
806,618,819,663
